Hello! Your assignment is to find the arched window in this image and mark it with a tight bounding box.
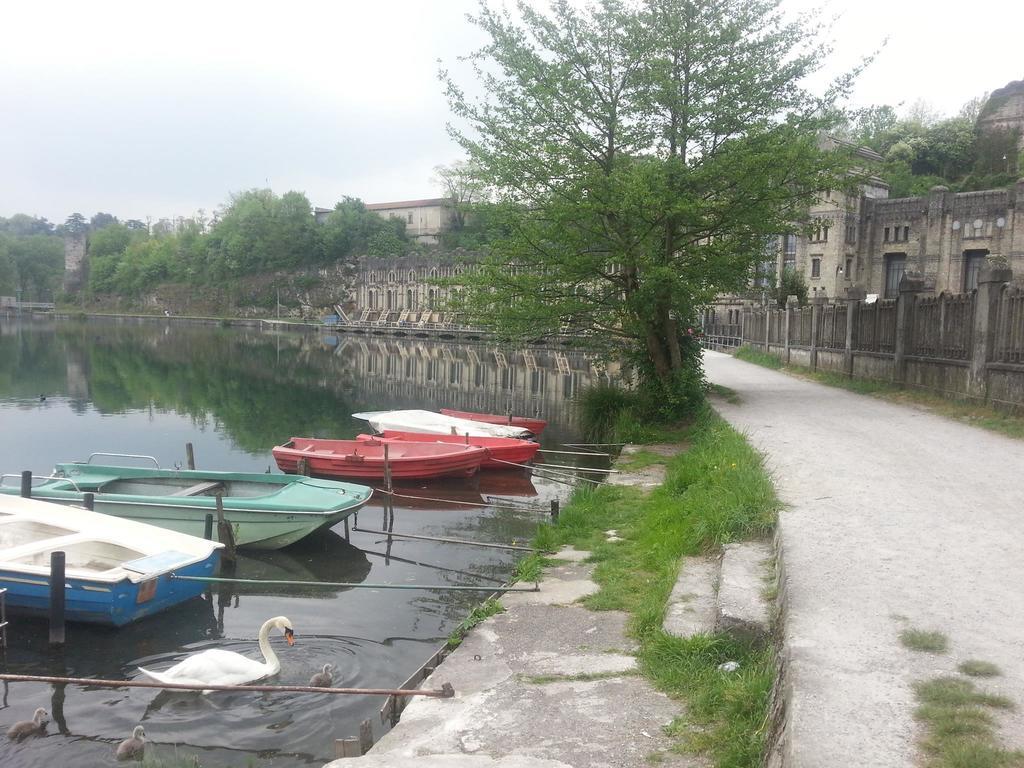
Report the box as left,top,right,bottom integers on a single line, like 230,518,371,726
406,289,414,309
430,267,438,279
389,271,396,283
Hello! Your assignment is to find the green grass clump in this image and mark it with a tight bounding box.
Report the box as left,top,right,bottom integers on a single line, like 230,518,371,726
529,405,780,767
575,382,635,442
643,633,775,766
708,383,741,404
734,345,784,369
447,598,504,649
914,676,1022,768
959,660,1002,678
900,628,949,654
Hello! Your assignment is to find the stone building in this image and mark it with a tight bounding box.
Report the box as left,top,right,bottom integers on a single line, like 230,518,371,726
770,179,1024,301
63,233,88,293
365,198,457,244
349,253,474,320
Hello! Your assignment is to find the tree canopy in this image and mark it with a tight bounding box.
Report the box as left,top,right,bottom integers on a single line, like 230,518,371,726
442,0,856,407
80,190,410,296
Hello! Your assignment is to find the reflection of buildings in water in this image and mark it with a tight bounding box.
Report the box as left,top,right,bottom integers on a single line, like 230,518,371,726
332,336,610,425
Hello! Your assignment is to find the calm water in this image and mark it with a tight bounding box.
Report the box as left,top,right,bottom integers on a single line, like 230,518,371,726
0,316,606,767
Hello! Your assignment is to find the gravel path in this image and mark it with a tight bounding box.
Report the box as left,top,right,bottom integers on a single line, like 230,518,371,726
703,350,1024,768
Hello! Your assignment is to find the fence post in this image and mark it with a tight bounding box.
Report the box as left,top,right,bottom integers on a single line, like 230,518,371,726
968,264,1013,400
894,272,926,385
763,305,770,351
810,296,827,370
784,296,797,364
844,302,857,377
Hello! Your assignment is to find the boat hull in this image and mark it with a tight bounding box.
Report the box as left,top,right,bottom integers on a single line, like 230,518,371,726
0,466,373,551
0,553,219,627
362,432,540,470
0,496,357,550
273,438,486,480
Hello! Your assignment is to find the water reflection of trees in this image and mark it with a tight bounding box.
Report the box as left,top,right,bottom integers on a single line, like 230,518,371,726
2,318,604,451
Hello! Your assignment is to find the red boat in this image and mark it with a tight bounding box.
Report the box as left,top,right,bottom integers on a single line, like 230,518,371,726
273,438,486,480
439,409,548,435
358,431,540,470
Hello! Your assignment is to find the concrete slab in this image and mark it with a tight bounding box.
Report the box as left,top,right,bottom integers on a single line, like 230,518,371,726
503,560,599,608
328,542,700,768
549,547,590,563
664,555,720,638
715,541,772,640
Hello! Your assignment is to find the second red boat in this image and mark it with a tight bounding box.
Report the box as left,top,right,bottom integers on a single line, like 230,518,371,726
273,438,486,480
358,431,540,470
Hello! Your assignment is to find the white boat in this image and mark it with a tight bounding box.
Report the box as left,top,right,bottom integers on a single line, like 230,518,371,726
0,495,222,626
352,409,534,439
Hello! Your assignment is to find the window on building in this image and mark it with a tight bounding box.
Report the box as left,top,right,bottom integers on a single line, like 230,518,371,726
845,224,857,244
884,226,890,242
407,212,413,224
811,257,821,278
963,250,989,292
845,257,853,279
884,254,906,299
782,235,797,272
902,225,910,242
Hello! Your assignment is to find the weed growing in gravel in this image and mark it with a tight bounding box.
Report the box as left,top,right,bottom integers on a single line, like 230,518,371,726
914,676,1022,768
900,628,949,653
958,660,1001,678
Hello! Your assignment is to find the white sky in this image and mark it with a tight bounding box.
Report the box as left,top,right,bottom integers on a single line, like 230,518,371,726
1,0,1020,224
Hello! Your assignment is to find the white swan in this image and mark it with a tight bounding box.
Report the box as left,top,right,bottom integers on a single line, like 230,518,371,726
137,616,294,689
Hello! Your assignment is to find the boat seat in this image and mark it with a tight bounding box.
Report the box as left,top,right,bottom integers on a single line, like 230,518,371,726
169,480,225,497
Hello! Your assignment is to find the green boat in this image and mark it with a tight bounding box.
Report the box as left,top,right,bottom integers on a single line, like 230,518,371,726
0,462,373,551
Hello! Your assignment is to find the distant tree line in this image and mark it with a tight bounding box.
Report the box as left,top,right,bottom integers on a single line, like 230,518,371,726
87,190,411,296
0,190,415,300
0,215,66,300
840,96,1023,197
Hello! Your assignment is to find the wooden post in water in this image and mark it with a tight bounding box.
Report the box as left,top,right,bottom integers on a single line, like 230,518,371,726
49,551,66,646
215,494,236,562
204,513,214,541
185,442,196,470
82,493,94,511
20,470,32,498
343,517,350,542
359,719,373,755
334,739,361,758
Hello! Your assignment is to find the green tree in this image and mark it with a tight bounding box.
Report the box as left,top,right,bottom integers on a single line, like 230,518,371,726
442,0,855,406
9,234,64,300
774,268,809,308
318,197,407,262
90,212,119,230
63,212,88,235
0,214,55,237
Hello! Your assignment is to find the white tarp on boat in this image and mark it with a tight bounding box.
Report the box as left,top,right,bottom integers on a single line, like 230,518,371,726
352,409,533,439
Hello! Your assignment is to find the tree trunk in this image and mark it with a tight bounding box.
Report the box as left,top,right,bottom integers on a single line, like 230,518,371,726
663,313,682,373
645,325,672,382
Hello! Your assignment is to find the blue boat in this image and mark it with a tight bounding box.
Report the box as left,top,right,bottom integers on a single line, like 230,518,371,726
0,495,222,626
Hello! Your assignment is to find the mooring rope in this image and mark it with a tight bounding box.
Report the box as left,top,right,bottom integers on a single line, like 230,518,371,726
0,673,454,698
170,574,540,592
370,488,546,512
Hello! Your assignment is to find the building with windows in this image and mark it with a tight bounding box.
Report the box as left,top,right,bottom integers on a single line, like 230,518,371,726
772,179,1024,300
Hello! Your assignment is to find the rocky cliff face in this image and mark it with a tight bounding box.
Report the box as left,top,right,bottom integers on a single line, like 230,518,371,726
978,79,1024,149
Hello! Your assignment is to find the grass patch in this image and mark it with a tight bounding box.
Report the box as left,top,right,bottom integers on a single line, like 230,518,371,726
520,669,638,684
447,598,504,650
914,676,1022,768
530,405,780,767
709,383,741,404
959,660,1002,678
734,345,783,369
615,449,671,471
900,628,949,654
512,552,549,582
